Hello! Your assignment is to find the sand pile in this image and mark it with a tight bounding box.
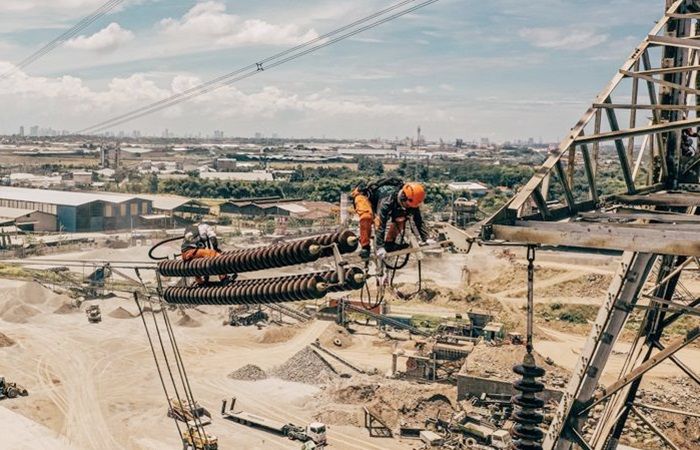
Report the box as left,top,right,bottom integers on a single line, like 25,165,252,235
228,364,268,381
314,406,362,427
258,326,299,344
320,324,354,348
0,332,15,347
53,303,77,314
270,346,337,385
176,314,201,327
320,378,457,428
1,304,41,323
464,343,569,385
108,307,135,319
18,282,49,305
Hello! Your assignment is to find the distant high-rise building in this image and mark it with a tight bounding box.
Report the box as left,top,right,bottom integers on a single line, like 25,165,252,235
254,132,262,139
132,130,141,138
213,130,224,139
29,125,39,137
527,137,534,145
19,126,24,137
162,128,170,138
480,137,489,147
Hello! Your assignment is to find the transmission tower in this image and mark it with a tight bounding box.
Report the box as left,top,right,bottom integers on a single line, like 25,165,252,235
449,1,700,449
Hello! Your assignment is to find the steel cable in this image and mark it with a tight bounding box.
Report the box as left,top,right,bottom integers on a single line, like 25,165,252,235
78,0,441,133
1,0,126,79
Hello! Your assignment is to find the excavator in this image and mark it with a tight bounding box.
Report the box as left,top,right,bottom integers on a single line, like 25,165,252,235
0,377,28,400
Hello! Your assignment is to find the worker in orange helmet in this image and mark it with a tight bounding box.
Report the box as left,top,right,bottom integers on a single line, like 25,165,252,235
351,178,433,260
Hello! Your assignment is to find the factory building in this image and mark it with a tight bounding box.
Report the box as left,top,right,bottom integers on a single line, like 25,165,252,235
0,187,152,232
220,197,336,222
0,207,58,232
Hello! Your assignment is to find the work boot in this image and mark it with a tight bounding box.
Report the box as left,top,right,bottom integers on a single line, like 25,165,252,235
359,246,371,260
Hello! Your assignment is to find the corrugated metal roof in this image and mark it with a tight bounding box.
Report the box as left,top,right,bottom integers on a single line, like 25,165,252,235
0,186,144,207
274,203,309,214
0,206,38,220
136,194,206,211
200,171,274,181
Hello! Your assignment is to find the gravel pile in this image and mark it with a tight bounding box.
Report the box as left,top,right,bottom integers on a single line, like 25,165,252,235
270,346,337,385
0,332,15,347
228,364,268,381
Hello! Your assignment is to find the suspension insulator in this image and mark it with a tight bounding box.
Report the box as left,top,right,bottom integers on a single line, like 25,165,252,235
322,266,367,292
158,231,356,277
318,230,359,257
511,353,546,450
162,272,329,305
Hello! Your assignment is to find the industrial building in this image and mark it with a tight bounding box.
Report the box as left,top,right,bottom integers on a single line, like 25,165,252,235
137,194,211,227
219,197,336,222
0,207,57,232
0,187,152,232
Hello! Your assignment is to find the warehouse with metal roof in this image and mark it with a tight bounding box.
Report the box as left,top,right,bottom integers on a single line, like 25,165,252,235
0,187,152,232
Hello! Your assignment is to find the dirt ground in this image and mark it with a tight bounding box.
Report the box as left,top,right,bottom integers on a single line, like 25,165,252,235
2,239,699,450
0,279,411,450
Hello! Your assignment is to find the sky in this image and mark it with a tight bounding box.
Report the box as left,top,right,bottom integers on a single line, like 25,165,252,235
0,0,665,141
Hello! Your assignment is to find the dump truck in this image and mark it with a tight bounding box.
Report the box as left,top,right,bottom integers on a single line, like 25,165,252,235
0,377,29,400
182,426,218,450
460,422,511,449
168,398,212,426
221,397,327,446
85,304,102,323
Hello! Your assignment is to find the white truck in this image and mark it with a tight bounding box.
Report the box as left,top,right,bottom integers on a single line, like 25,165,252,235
221,397,327,446
460,422,511,449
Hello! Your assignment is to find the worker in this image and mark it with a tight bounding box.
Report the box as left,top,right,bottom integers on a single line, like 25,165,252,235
351,178,433,260
181,219,232,286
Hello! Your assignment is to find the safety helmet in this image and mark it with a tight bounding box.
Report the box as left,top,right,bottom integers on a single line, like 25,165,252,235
399,182,426,208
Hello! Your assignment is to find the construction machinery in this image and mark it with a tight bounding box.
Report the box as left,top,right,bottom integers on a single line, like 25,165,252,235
85,304,101,323
221,397,327,446
226,307,268,326
0,377,28,400
168,398,212,427
182,426,218,450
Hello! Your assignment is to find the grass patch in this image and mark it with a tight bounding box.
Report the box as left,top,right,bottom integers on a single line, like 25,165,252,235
538,303,597,324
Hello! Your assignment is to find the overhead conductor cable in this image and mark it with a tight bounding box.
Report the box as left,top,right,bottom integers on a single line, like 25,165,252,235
78,0,441,134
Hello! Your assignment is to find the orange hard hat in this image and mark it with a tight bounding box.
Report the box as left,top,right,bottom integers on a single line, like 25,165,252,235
400,182,426,208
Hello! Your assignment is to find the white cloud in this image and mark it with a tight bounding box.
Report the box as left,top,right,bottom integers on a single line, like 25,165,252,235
159,1,319,47
0,63,405,131
402,86,428,94
519,27,608,50
65,23,134,52
0,1,103,12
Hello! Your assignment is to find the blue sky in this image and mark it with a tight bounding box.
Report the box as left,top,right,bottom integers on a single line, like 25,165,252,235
0,0,663,140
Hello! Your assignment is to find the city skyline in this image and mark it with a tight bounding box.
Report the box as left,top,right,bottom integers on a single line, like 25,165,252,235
0,1,661,140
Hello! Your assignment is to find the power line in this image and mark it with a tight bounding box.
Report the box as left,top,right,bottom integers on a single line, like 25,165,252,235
79,0,440,134
79,0,424,134
0,0,126,79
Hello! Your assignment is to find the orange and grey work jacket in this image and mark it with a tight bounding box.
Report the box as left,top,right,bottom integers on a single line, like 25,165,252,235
374,187,429,248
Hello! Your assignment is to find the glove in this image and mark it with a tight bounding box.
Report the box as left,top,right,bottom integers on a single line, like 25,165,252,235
376,247,387,260
425,238,437,245
359,246,371,260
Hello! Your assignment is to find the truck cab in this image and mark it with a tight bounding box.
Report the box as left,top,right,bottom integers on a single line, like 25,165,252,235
490,429,512,449
306,422,327,445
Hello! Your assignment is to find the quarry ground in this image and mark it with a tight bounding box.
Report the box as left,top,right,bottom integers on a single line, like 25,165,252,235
0,240,698,449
